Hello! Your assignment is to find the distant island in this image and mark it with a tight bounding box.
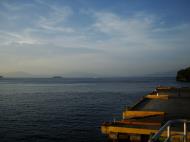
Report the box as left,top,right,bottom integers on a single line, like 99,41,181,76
52,76,63,79
176,67,190,82
0,76,3,78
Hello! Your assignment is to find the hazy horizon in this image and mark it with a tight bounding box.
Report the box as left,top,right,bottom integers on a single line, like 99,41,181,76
0,0,190,77
0,70,178,78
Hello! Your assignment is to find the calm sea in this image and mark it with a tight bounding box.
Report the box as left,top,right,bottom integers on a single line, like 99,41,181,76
0,77,188,142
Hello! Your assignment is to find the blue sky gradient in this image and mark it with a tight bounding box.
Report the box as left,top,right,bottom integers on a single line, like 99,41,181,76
0,0,190,77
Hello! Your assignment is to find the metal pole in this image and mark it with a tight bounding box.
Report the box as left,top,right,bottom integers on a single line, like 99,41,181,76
167,126,171,138
184,122,187,142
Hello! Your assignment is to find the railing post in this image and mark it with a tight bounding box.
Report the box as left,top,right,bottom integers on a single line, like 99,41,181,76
149,119,189,142
184,122,187,142
167,126,171,139
157,92,159,96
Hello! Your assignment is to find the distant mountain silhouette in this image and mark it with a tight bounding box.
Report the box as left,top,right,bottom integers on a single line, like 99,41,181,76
144,70,177,77
4,71,34,78
52,76,63,79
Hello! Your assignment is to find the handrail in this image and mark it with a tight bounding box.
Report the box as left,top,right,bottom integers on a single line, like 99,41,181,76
149,119,190,142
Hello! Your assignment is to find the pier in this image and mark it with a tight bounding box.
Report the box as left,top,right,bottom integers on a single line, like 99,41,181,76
101,86,190,142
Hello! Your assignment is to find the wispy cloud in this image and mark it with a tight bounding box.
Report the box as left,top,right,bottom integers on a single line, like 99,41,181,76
0,30,40,45
37,5,74,33
0,0,190,76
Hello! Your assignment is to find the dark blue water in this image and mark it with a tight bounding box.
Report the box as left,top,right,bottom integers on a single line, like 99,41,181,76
0,77,188,142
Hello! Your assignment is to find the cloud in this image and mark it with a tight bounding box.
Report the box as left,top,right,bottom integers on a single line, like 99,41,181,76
92,11,190,51
37,5,74,33
0,1,190,76
89,11,190,73
0,30,41,45
93,12,155,37
1,1,34,11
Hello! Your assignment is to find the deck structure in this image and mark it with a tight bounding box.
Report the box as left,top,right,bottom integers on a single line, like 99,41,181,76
101,87,190,142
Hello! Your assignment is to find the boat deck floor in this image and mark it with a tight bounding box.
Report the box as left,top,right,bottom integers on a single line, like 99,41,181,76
101,87,190,136
133,89,190,121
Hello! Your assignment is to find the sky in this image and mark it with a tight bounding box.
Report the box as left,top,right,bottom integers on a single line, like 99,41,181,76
0,0,190,77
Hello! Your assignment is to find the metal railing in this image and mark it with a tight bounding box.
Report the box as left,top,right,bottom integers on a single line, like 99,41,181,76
149,119,190,142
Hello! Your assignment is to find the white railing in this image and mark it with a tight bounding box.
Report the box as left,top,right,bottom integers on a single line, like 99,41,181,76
149,119,190,142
